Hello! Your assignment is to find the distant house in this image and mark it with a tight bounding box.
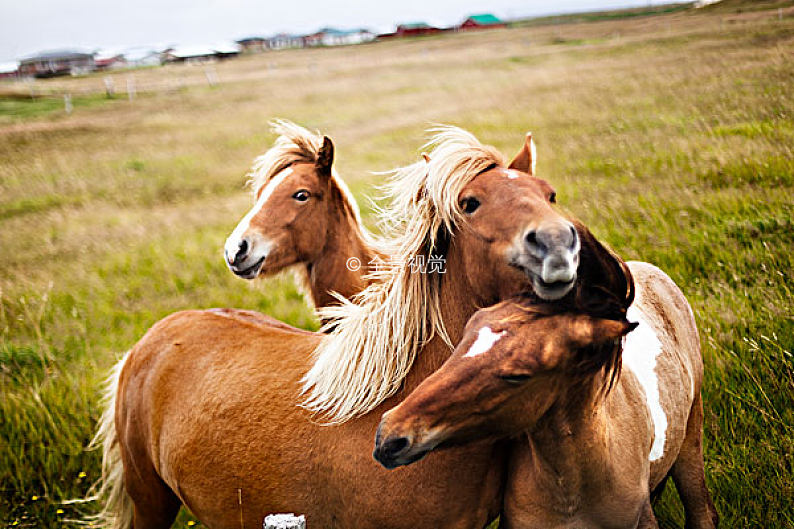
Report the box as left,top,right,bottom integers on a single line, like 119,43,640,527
0,62,18,80
393,22,445,38
459,14,506,30
123,47,163,68
163,46,215,63
18,50,95,78
94,50,127,70
212,42,242,59
268,34,305,50
163,43,240,63
237,37,269,53
303,28,375,47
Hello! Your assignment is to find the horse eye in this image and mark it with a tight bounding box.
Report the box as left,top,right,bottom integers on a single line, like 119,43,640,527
499,373,531,384
549,192,557,204
292,190,310,202
461,197,481,214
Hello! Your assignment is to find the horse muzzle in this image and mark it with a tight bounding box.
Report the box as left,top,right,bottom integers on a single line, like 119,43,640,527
511,221,580,300
373,420,435,469
224,235,269,279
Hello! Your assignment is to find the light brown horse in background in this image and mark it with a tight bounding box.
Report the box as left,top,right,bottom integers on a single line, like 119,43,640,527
375,252,718,528
90,127,579,529
224,119,381,310
223,120,539,313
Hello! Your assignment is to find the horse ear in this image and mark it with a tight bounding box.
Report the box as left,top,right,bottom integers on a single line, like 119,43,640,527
570,316,637,348
316,136,334,177
508,132,536,176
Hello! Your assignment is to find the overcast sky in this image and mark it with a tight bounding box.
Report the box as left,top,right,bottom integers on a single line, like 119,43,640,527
1,0,666,63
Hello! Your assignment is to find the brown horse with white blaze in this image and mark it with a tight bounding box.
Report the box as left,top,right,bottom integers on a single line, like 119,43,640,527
375,246,718,528
89,127,581,529
224,120,380,309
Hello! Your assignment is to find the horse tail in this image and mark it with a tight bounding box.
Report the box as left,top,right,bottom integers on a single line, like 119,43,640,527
82,352,134,529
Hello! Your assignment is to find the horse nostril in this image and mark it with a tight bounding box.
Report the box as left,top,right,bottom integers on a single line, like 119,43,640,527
569,226,579,249
525,230,546,255
382,436,410,457
232,238,249,266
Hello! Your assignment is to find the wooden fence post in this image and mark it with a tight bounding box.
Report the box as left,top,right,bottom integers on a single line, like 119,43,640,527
204,66,218,87
104,76,115,97
127,75,136,101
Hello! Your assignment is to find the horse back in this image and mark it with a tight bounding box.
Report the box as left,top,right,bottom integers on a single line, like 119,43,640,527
626,261,702,487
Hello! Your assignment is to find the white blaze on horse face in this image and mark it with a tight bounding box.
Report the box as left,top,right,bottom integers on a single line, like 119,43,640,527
224,167,293,258
463,326,506,358
622,305,667,462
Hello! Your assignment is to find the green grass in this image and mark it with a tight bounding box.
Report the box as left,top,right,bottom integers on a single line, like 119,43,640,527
0,93,117,123
1,3,793,527
511,3,693,27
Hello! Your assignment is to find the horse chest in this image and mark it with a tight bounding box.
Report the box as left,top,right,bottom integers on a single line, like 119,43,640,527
503,480,646,529
504,427,649,529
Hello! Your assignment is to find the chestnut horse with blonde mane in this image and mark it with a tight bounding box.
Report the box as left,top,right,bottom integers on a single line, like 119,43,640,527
88,127,583,529
224,119,381,310
223,120,540,314
375,245,719,527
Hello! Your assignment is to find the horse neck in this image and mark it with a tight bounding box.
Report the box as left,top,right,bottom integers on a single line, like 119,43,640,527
306,193,375,309
521,372,620,498
401,245,480,391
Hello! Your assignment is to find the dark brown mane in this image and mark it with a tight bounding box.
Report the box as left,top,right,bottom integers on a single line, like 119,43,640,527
569,219,634,394
570,219,634,319
516,219,634,394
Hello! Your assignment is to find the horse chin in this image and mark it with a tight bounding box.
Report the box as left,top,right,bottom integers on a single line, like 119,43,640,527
531,274,576,300
231,256,266,280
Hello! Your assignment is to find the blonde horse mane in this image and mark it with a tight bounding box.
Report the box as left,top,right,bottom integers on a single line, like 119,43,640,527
248,119,363,224
301,125,506,423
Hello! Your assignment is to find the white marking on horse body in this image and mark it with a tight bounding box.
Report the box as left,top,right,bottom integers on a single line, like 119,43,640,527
464,327,505,358
505,169,522,179
225,167,293,257
623,305,667,461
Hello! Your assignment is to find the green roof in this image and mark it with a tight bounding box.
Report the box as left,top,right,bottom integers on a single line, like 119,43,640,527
399,22,431,29
466,14,503,25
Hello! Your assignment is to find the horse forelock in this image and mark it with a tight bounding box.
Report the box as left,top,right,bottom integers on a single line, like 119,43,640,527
301,125,506,423
247,119,322,195
246,118,364,228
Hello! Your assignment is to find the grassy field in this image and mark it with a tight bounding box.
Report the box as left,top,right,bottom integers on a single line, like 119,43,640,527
1,2,793,527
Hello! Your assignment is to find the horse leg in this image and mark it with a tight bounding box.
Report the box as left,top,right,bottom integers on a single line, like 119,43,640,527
670,393,718,529
123,450,182,529
650,474,670,504
637,498,659,529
